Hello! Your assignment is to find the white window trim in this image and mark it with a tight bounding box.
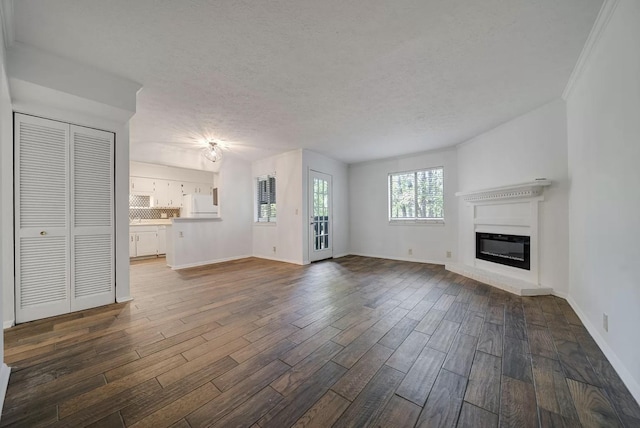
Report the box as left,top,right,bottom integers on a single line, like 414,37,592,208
388,166,445,224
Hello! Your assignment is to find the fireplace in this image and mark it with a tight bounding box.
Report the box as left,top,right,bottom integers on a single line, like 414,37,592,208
476,232,530,270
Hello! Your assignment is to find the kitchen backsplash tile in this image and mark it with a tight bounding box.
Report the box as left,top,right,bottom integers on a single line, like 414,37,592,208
130,195,151,207
129,208,180,220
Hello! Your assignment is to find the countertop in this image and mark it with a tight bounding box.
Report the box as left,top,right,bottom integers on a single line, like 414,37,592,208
129,219,173,226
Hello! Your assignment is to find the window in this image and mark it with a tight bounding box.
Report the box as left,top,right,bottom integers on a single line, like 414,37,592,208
256,175,276,222
389,167,444,221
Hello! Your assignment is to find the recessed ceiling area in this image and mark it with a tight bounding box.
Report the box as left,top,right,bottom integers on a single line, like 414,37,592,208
13,0,603,164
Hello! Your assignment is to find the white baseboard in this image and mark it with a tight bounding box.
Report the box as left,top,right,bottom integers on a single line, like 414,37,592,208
332,253,350,259
0,363,10,417
566,295,640,404
552,289,569,299
3,320,14,330
252,255,305,266
116,296,134,303
349,252,444,266
170,254,252,270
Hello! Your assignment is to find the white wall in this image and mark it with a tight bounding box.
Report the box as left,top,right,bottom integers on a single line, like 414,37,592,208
252,150,304,264
130,161,215,184
130,142,221,173
566,0,640,401
167,156,253,268
0,6,12,411
349,149,458,264
456,99,570,294
302,150,349,263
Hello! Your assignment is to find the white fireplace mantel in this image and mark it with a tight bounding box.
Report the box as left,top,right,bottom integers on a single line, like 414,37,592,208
455,180,551,203
448,180,553,296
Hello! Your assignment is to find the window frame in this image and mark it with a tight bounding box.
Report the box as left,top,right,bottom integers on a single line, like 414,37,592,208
256,174,277,223
388,166,445,225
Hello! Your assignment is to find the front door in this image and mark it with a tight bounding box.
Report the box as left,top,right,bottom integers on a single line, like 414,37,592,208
309,170,333,262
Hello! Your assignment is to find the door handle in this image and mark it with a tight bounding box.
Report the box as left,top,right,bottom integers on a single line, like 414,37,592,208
40,231,47,236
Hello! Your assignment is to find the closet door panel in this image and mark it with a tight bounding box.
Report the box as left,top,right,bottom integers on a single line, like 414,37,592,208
15,114,70,323
70,125,115,311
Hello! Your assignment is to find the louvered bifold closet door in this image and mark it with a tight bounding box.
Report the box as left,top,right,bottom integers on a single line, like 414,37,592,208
70,125,115,311
15,114,71,323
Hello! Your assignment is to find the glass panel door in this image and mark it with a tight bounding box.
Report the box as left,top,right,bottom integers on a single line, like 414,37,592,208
309,170,332,262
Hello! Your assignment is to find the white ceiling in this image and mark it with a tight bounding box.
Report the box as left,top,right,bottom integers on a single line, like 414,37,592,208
13,0,603,164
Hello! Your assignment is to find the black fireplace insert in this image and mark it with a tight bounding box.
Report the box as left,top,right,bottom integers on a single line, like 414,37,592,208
476,232,530,270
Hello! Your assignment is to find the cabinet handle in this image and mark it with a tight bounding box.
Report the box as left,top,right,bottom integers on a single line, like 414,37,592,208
131,236,133,242
137,236,139,242
132,182,135,189
40,231,47,236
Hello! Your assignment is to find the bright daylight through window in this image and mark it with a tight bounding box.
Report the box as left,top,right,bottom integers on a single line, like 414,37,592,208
389,167,444,222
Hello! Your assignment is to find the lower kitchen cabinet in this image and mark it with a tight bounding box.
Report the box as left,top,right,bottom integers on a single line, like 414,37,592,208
130,225,162,257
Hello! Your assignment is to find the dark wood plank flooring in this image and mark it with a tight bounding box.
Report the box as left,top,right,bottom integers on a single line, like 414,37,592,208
3,256,639,427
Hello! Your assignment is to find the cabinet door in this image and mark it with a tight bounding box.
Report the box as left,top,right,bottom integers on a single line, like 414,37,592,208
182,182,198,195
70,125,115,312
135,231,158,256
130,176,155,194
157,227,167,255
153,179,169,207
129,233,136,257
168,181,183,207
15,114,71,323
196,182,212,195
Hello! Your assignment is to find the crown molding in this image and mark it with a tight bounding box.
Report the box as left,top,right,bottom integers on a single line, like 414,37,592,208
562,0,619,100
0,0,14,49
455,180,551,203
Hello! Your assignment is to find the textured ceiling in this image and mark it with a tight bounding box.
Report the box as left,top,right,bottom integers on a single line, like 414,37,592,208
13,0,602,164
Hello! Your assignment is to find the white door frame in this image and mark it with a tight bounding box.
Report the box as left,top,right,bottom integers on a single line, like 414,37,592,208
308,170,333,262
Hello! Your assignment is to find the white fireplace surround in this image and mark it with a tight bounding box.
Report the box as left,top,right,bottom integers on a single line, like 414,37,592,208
446,180,553,296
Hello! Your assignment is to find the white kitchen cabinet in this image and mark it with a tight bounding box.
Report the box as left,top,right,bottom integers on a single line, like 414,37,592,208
130,225,158,257
130,176,155,194
157,226,167,255
15,114,115,323
134,231,158,256
153,179,183,208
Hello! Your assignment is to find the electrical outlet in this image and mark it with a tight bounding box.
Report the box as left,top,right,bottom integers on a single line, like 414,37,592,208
446,251,452,258
603,313,608,332
273,246,276,253
408,248,413,255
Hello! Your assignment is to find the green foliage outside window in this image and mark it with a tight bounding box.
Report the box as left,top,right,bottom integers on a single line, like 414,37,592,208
389,167,443,219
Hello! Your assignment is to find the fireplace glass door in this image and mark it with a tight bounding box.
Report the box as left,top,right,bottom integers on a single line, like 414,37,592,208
476,232,530,270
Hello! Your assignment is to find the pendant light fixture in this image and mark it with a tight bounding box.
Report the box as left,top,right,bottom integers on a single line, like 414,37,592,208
202,141,223,162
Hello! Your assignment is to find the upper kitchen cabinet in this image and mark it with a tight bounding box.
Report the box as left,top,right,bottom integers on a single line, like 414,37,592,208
130,162,216,209
152,179,183,208
130,177,155,195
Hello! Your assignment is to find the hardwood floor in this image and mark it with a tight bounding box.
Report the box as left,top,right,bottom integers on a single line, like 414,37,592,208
3,256,639,427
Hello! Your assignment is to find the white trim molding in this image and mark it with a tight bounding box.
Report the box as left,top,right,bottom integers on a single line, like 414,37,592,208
566,296,640,403
0,363,10,416
348,252,444,266
170,254,253,270
2,320,13,329
562,0,620,100
455,180,551,203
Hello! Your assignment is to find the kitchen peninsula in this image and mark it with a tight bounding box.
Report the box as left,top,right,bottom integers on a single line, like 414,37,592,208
165,217,229,269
